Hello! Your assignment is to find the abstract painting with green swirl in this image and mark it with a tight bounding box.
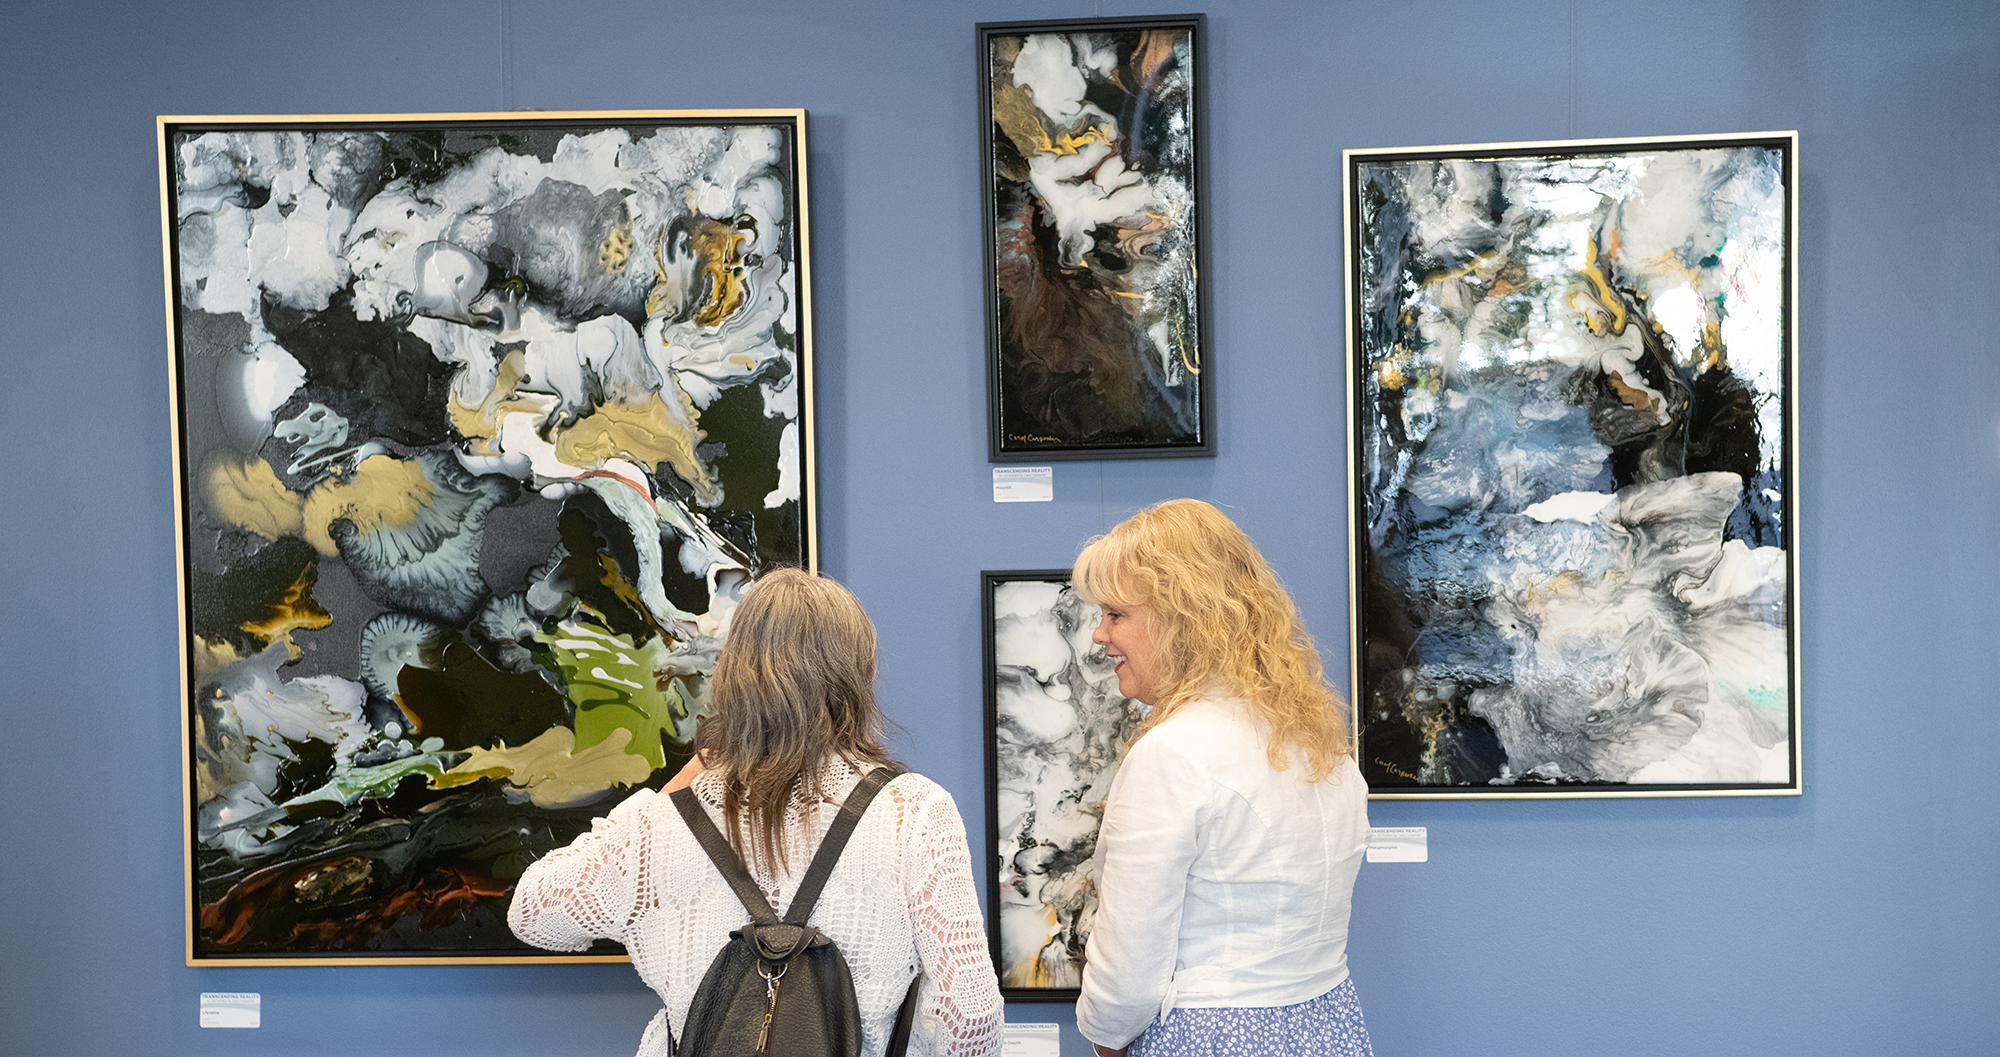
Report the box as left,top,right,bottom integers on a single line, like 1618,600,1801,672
159,111,814,960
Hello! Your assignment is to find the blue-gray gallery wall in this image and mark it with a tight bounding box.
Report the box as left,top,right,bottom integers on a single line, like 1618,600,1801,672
1,0,1994,1054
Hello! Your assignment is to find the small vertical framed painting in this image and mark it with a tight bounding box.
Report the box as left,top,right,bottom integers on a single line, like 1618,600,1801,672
159,109,816,963
978,14,1213,461
981,570,1143,1000
1344,133,1801,798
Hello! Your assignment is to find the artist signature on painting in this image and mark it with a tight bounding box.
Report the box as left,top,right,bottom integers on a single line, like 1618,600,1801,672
1374,758,1419,782
1007,433,1063,444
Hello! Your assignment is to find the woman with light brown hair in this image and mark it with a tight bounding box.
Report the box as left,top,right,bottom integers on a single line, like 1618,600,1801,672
1071,500,1373,1057
510,568,1004,1057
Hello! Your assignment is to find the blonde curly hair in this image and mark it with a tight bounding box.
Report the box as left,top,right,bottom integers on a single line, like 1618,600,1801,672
1072,499,1352,781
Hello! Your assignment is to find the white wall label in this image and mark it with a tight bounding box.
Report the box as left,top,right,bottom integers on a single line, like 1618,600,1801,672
1367,826,1428,863
993,466,1053,502
1002,1021,1060,1057
200,992,260,1028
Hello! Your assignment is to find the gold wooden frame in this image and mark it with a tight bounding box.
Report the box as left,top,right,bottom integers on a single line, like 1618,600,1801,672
1341,132,1801,800
160,110,816,963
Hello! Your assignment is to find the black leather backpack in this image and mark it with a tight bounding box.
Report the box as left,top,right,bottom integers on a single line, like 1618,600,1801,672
669,767,921,1057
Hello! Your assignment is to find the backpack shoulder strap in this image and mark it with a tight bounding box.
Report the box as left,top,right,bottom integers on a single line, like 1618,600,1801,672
886,973,921,1057
670,785,781,926
782,766,904,925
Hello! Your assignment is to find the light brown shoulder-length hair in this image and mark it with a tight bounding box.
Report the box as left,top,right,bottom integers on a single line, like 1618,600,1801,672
1072,499,1352,781
693,568,897,874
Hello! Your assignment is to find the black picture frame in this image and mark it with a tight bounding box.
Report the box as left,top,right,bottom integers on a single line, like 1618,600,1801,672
1343,133,1801,799
981,569,1142,1000
978,14,1214,461
159,109,817,963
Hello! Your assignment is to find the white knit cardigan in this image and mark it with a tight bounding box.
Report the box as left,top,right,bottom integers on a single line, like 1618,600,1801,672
509,760,1004,1057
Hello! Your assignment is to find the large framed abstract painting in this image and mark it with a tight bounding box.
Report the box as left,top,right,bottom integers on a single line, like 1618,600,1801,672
1344,133,1800,799
978,14,1212,461
158,110,817,962
981,570,1142,1000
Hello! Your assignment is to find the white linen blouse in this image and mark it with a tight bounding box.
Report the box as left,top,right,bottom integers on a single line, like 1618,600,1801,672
509,760,1004,1057
1075,695,1370,1049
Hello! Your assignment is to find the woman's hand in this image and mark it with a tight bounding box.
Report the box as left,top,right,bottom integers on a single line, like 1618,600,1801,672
661,752,708,793
1090,1045,1128,1057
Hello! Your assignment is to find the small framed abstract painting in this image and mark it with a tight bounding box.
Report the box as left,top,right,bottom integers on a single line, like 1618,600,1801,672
1343,133,1801,798
981,570,1143,1000
158,110,816,963
978,14,1213,461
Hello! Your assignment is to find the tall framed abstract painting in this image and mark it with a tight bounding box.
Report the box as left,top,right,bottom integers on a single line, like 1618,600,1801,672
978,14,1213,461
981,570,1142,1000
158,110,817,962
1344,133,1800,798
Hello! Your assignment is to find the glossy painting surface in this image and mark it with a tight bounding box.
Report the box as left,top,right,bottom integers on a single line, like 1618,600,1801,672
165,115,810,958
986,576,1140,994
983,19,1206,457
1350,139,1794,795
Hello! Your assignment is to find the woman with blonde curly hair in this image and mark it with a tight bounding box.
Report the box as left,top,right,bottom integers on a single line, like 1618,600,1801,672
1071,499,1372,1057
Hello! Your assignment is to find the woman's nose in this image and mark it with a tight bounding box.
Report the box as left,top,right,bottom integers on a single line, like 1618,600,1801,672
1091,620,1108,644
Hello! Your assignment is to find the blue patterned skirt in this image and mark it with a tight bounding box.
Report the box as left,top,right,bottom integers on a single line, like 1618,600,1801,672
1126,979,1372,1057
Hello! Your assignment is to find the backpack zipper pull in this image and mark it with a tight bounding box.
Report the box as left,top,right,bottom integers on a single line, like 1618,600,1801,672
756,963,785,1053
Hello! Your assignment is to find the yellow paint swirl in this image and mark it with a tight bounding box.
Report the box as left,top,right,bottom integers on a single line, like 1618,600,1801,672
299,455,436,558
205,457,304,540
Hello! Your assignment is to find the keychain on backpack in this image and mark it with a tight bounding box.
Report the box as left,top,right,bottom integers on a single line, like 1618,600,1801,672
756,963,785,1053
670,767,922,1057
